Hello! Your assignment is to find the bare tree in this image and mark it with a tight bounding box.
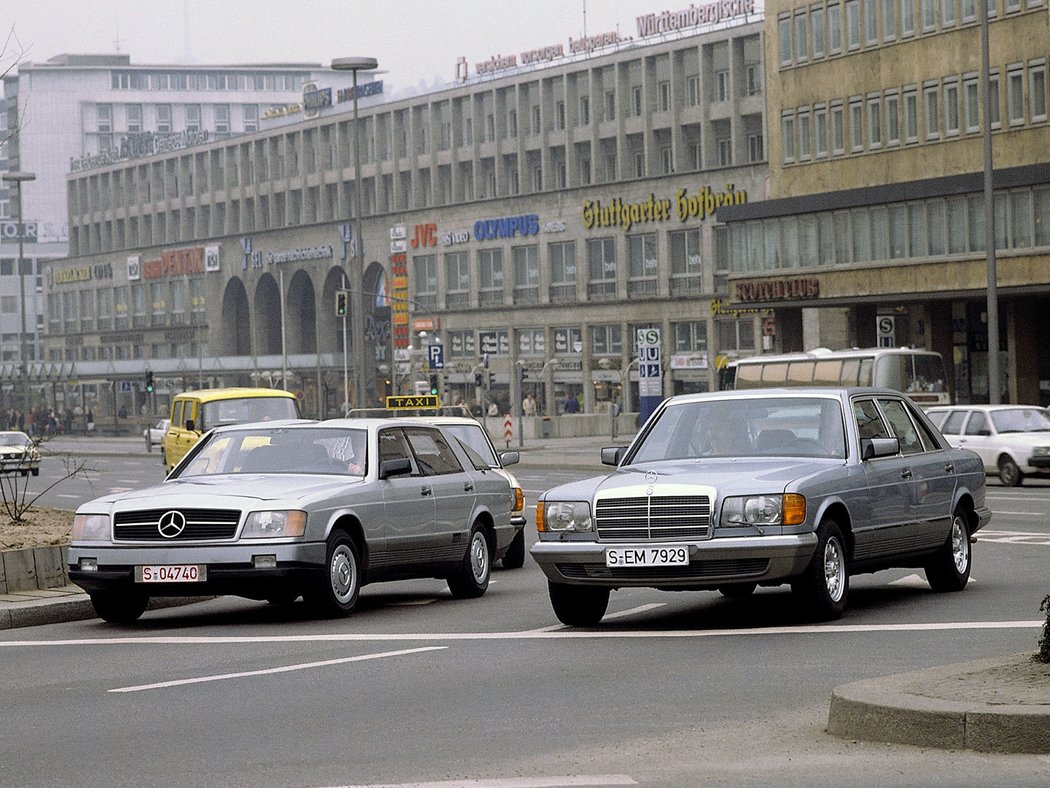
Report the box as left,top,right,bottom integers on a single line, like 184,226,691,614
0,25,29,154
0,434,90,524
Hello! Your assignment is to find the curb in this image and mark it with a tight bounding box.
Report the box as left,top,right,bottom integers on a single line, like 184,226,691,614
827,654,1050,754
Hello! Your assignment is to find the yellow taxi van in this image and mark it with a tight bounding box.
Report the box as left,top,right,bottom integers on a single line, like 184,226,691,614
162,387,300,472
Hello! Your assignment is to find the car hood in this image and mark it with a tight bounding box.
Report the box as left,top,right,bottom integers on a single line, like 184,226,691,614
81,473,362,510
543,457,839,500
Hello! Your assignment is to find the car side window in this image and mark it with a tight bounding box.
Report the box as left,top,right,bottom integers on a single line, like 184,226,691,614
941,411,966,435
965,412,989,436
378,428,414,472
172,401,184,429
878,398,924,455
404,428,464,476
854,399,890,441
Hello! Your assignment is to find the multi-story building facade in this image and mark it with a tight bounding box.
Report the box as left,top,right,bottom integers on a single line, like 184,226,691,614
720,0,1050,404
46,10,769,419
0,53,367,400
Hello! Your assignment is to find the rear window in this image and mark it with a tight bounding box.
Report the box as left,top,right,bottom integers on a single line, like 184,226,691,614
200,397,298,429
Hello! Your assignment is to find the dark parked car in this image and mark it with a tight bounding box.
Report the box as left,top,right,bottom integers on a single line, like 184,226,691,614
531,388,990,625
69,418,513,623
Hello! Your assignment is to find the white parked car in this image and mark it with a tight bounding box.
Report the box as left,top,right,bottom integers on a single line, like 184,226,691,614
0,431,40,476
925,405,1050,486
144,419,170,452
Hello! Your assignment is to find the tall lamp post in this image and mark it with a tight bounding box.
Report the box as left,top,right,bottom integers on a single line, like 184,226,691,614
2,170,36,413
332,56,378,410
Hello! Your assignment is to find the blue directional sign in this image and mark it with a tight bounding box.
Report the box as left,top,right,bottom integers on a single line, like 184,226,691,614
428,344,445,369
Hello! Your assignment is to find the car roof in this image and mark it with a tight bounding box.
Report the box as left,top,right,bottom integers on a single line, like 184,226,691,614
927,404,1044,412
663,386,902,405
174,387,296,402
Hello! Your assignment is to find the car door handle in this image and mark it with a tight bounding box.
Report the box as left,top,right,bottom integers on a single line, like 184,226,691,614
420,486,433,496
463,482,474,492
944,462,955,473
900,469,912,480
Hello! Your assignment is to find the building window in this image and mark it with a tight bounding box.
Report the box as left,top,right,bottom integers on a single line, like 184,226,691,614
507,109,517,137
812,6,826,57
921,0,936,30
412,254,437,308
962,0,977,19
531,105,541,134
605,90,616,121
126,104,142,132
632,86,643,116
587,237,617,299
815,105,828,157
782,113,796,163
716,70,730,102
901,0,915,35
989,70,1001,128
883,0,897,39
718,319,754,352
829,2,842,52
717,138,732,167
687,75,701,106
549,240,577,302
864,0,878,44
156,104,172,133
831,101,845,154
748,132,764,162
669,228,702,293
885,91,900,145
746,63,762,95
185,104,201,132
513,245,539,304
923,82,940,139
661,146,674,174
1031,60,1047,122
674,321,708,353
964,76,980,132
944,79,960,135
445,251,470,308
244,104,258,132
846,0,861,49
478,248,504,306
659,81,671,112
691,142,702,170
779,14,793,66
214,104,230,134
590,324,622,356
579,96,590,125
634,152,645,178
1007,65,1025,125
798,110,812,160
555,101,565,130
867,95,881,148
942,0,957,25
517,327,545,357
627,232,658,296
850,97,864,151
795,11,809,61
904,87,919,142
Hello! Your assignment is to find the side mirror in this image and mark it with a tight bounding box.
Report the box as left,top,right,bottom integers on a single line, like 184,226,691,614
184,418,195,432
861,437,900,460
379,457,412,479
601,446,627,466
499,451,519,467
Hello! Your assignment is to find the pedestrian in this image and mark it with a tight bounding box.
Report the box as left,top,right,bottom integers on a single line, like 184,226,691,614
487,400,499,417
563,393,579,414
522,393,536,417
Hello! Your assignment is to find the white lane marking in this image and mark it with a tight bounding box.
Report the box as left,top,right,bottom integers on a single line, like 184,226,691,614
344,776,638,788
109,645,446,693
3,620,1042,649
55,494,80,499
988,511,1047,517
979,529,1050,545
888,574,976,589
601,603,666,621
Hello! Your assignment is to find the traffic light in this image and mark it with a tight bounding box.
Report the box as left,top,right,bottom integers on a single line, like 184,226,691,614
488,371,495,388
519,365,529,383
429,375,439,396
335,289,348,317
145,371,155,394
474,372,483,387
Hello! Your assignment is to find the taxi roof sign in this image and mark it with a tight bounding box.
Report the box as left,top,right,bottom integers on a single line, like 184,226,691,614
385,394,440,410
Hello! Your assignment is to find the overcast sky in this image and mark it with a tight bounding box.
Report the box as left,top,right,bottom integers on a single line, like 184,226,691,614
4,0,697,93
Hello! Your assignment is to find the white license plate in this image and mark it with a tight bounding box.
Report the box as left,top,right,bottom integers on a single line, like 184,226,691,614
605,546,690,567
136,565,207,583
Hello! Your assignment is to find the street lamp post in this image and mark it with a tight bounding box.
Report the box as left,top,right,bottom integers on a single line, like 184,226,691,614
332,56,378,410
2,171,36,413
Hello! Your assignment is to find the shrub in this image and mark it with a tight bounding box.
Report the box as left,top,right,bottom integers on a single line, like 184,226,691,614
1039,594,1050,664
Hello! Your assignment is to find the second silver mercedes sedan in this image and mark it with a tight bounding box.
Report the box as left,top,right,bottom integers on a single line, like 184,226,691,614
531,388,991,626
68,418,513,623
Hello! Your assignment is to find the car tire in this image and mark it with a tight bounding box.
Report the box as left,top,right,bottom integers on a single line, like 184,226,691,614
718,582,757,598
791,519,849,620
502,528,526,569
925,507,972,592
997,456,1022,486
447,522,491,599
305,532,361,617
91,591,149,624
548,581,610,626
31,467,39,476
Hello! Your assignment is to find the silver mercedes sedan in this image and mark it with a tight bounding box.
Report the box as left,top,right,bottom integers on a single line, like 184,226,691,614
69,418,514,623
531,388,991,626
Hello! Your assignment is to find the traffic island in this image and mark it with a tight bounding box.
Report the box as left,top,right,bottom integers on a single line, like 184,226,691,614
827,653,1050,753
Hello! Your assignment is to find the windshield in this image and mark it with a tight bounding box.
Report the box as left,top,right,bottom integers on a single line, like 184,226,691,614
630,397,847,463
990,408,1050,433
0,432,29,446
200,396,299,429
174,426,367,477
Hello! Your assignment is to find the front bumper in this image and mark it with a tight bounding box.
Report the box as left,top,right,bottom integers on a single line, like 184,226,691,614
530,533,819,589
68,541,327,598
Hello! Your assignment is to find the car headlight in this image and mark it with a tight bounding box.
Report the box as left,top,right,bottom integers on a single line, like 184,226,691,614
537,500,593,532
243,510,307,538
721,494,806,527
72,513,110,541
1034,447,1050,457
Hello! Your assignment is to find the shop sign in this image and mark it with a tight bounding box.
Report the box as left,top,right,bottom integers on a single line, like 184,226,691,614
335,81,383,103
582,185,747,232
710,298,769,317
411,223,438,248
53,265,93,285
142,246,206,279
636,0,756,37
390,250,410,349
734,278,820,303
440,229,472,246
204,245,220,272
473,214,540,241
670,352,709,369
0,221,38,241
